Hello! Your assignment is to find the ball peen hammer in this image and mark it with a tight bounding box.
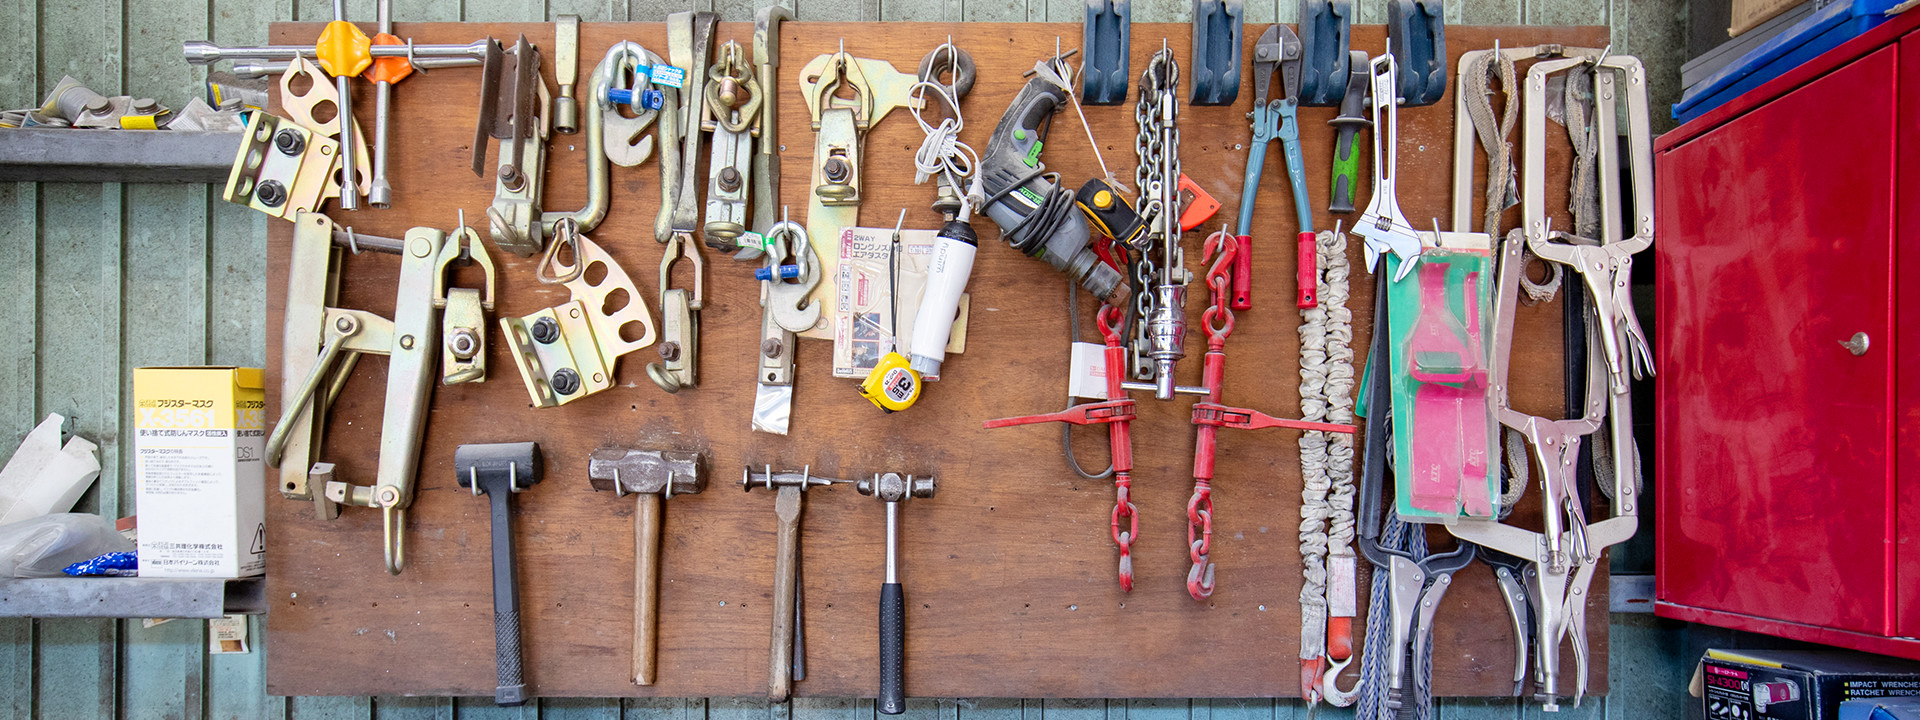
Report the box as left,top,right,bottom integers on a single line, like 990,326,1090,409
855,472,937,715
587,448,706,686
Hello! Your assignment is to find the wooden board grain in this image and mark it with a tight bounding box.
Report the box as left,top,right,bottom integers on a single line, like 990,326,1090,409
264,21,1613,698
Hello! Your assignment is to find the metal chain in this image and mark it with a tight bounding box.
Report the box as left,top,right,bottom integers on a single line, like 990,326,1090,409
1187,232,1237,598
1098,303,1139,590
1130,52,1169,381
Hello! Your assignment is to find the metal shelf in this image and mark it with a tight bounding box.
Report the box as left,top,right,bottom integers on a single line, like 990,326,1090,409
0,128,241,183
0,577,265,618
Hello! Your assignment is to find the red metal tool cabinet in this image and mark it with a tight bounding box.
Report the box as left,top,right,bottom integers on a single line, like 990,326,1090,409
1656,8,1920,658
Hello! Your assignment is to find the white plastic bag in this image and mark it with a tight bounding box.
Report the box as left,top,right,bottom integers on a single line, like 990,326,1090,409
0,513,133,578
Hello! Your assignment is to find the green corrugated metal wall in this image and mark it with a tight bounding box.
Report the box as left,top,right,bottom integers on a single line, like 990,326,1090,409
0,0,1691,717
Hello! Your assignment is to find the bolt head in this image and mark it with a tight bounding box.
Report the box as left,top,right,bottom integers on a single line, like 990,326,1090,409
822,157,849,183
255,180,288,208
498,164,524,191
658,341,680,361
529,316,560,344
550,368,582,395
448,328,479,359
760,338,782,358
273,128,306,156
718,166,742,192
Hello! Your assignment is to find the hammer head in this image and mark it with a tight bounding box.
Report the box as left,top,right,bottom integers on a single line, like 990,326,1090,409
855,472,936,503
586,448,705,497
455,442,543,495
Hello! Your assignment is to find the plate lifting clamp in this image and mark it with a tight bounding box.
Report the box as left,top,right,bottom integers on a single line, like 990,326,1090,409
433,218,497,384
263,212,447,575
794,42,922,336
223,57,375,218
472,36,552,257
754,216,823,435
702,39,763,250
500,219,659,407
648,11,719,393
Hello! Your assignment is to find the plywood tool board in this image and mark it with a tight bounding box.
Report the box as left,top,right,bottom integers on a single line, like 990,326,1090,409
265,21,1613,698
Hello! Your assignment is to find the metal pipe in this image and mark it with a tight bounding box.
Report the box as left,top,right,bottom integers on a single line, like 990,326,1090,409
539,42,632,235
331,1,359,210
884,500,899,584
368,0,395,208
232,57,479,79
182,39,492,64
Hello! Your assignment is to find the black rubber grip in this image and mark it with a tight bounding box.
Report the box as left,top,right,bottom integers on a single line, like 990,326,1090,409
494,609,526,706
879,582,905,715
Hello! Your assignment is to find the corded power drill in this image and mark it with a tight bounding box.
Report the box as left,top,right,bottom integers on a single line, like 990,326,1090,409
977,74,1131,306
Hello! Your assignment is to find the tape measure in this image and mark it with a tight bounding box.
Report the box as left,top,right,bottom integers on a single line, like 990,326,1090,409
858,352,922,413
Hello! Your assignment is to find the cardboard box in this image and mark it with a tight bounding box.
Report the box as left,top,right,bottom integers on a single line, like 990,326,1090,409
1841,697,1920,720
133,367,266,578
1697,649,1920,719
1732,0,1809,37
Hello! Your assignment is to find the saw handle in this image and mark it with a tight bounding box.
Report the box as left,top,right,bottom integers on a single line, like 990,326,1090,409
879,582,906,714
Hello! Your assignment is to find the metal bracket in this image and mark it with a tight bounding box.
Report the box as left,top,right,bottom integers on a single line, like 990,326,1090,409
1298,0,1353,106
704,40,761,249
224,112,337,219
1082,0,1131,105
475,36,552,257
265,213,443,575
1386,0,1447,106
647,234,704,393
754,219,820,435
433,222,497,384
277,57,372,201
795,49,921,339
1188,0,1244,105
500,222,657,407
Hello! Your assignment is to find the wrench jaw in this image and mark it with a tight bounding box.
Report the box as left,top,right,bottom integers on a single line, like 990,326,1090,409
1353,54,1422,282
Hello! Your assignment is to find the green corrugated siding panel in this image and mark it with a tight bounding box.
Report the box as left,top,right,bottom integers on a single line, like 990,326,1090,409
0,0,1683,717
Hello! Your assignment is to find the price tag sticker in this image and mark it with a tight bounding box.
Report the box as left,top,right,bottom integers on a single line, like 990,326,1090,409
741,230,768,252
651,65,687,89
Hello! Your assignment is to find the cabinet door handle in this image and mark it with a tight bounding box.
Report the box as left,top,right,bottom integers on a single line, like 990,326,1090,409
1840,332,1871,356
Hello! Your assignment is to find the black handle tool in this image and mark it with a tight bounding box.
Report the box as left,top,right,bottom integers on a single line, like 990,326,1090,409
857,472,937,715
456,441,543,707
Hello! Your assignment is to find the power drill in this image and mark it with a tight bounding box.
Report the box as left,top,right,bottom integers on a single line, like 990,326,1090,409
977,74,1131,306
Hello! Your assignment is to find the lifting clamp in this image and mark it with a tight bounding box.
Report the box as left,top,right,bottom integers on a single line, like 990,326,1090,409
264,212,446,575
500,219,658,407
702,40,763,249
795,42,922,337
647,11,718,392
754,216,822,434
472,36,552,256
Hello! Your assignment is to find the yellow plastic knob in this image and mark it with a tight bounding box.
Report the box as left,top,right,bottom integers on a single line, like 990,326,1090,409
315,21,372,78
1093,190,1114,210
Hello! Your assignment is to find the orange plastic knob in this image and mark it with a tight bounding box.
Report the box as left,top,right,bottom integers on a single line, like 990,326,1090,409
315,21,372,78
367,33,413,84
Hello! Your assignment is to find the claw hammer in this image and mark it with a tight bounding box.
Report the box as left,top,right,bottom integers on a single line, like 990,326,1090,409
587,448,707,686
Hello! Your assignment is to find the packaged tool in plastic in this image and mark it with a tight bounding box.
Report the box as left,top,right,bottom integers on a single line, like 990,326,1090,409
830,225,969,380
1384,246,1499,521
